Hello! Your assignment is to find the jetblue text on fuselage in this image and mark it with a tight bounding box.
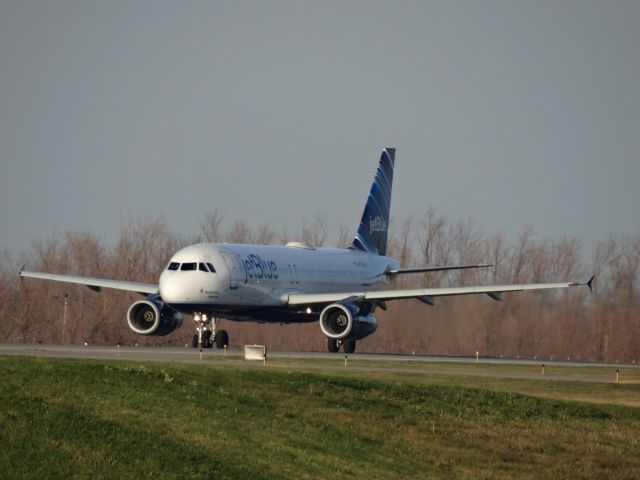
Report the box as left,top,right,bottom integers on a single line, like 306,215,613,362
242,254,279,282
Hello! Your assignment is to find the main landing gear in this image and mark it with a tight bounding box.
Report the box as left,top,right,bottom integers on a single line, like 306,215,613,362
192,314,229,349
327,338,356,354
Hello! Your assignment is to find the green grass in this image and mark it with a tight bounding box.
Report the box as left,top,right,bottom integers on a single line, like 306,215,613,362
259,357,640,408
1,356,639,479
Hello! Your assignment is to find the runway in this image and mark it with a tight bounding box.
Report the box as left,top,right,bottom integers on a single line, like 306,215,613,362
0,343,637,385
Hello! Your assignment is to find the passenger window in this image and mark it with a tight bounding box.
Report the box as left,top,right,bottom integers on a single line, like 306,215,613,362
180,263,197,271
168,262,180,271
206,263,216,273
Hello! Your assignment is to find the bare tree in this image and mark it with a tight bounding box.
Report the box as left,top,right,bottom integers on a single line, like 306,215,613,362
416,208,448,287
253,223,278,245
226,220,253,244
449,218,484,285
2,208,638,361
510,225,535,283
64,231,104,276
112,215,173,282
417,208,444,266
336,224,352,249
300,213,328,247
199,208,225,243
395,216,414,268
385,216,414,288
0,248,17,340
276,227,290,245
485,231,508,283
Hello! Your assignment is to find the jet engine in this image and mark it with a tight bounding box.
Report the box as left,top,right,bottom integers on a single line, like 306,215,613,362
319,302,378,341
127,297,183,336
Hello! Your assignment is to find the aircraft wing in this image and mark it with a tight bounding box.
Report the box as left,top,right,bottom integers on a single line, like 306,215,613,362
19,270,158,295
286,278,593,306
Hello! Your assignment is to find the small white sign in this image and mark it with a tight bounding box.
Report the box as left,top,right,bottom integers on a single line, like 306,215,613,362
244,344,266,361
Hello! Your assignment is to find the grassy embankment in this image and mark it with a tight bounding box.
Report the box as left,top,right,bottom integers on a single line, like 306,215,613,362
1,356,639,479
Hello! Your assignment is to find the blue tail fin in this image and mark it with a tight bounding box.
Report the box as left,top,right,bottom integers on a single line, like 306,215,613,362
350,147,396,256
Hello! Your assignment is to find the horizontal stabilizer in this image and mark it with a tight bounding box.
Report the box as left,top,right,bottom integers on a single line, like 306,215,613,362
387,263,493,275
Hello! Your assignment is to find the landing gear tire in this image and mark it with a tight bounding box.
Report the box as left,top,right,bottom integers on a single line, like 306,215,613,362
202,331,213,349
343,340,356,354
327,338,340,353
215,330,229,349
192,335,198,348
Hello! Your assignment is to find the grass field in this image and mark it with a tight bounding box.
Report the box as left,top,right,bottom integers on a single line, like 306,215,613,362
1,356,639,479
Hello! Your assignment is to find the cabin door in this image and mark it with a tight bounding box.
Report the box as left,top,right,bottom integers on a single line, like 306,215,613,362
220,251,240,289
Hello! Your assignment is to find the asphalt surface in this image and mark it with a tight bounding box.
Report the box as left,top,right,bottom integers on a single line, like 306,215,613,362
0,344,638,369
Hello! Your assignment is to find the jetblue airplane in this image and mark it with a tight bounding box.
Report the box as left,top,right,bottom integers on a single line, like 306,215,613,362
20,148,592,353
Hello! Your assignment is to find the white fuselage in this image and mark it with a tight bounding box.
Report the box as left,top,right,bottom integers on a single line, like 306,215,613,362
158,242,399,322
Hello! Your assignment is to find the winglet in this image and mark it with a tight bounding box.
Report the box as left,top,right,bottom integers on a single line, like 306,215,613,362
19,265,26,276
571,275,595,293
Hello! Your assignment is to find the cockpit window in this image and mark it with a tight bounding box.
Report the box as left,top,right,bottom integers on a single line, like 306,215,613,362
173,262,214,273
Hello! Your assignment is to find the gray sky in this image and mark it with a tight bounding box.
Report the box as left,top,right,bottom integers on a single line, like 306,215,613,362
1,1,639,256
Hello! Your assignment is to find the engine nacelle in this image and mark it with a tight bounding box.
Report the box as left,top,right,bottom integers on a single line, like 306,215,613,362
127,297,183,336
319,302,378,341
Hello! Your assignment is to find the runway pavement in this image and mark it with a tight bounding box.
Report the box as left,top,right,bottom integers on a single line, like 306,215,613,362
0,344,637,369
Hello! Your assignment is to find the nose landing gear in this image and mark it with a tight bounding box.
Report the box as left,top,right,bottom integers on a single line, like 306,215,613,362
192,314,229,349
327,338,356,354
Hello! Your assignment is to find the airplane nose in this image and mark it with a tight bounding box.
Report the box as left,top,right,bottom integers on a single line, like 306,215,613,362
159,271,188,303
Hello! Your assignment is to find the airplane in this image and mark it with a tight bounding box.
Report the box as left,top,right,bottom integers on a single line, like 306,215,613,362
19,148,593,353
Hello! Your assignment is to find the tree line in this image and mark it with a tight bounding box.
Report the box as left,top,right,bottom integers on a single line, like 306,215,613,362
1,209,638,362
